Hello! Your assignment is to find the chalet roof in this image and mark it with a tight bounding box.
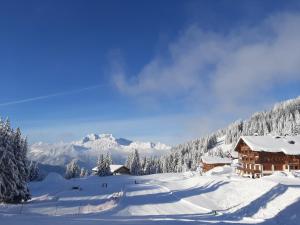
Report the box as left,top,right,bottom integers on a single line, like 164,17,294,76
110,164,127,173
235,135,300,155
92,164,128,173
201,156,232,164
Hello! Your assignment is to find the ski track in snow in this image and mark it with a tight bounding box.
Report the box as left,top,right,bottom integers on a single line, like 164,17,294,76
1,170,300,225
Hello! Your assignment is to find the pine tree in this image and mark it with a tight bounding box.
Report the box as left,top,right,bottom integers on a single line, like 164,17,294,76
0,119,30,203
125,153,133,169
65,160,80,179
143,157,151,175
28,161,39,181
95,154,111,176
80,168,88,177
129,149,142,175
105,152,112,175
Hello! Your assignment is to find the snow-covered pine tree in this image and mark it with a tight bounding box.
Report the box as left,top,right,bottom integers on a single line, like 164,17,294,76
96,153,111,176
65,160,80,179
28,161,39,181
125,152,133,170
106,152,112,165
141,156,147,175
104,152,112,176
129,149,142,175
12,128,30,201
143,157,151,175
80,168,88,177
0,119,30,203
96,154,104,176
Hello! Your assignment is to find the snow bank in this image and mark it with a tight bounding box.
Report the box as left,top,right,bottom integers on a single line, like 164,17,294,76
205,165,233,176
43,172,66,184
269,171,296,178
80,191,123,214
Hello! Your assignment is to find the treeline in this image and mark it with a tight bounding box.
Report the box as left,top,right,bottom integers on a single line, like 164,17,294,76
64,150,164,178
64,152,113,178
126,149,162,175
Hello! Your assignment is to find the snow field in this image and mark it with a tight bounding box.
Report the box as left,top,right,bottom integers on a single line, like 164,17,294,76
0,167,300,225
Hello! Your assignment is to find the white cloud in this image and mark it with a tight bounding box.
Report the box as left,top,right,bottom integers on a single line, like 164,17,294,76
24,114,204,145
0,85,104,107
113,12,300,114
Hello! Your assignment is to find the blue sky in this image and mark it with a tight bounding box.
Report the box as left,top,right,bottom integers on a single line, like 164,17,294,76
1,0,300,145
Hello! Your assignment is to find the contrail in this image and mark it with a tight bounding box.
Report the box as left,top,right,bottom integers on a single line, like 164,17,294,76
0,84,105,107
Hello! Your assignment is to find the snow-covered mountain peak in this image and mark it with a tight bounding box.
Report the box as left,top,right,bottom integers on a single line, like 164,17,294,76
80,133,123,144
99,133,114,139
28,133,171,169
81,133,100,143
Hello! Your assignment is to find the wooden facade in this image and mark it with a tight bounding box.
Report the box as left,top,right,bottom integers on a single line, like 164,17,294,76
235,138,300,178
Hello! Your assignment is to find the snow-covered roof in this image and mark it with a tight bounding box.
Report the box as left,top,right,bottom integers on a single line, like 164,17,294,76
229,151,238,158
235,135,300,155
92,164,127,173
110,164,127,173
201,156,232,164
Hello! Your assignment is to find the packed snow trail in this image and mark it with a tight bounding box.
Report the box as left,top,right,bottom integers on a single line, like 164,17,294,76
111,182,211,216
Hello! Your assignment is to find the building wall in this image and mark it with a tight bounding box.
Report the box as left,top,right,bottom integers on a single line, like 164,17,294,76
235,139,300,177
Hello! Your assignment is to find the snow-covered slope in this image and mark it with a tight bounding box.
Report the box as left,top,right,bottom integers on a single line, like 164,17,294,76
1,170,300,225
28,134,171,169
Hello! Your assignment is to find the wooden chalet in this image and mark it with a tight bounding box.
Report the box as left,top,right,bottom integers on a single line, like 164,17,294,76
234,135,300,178
200,156,232,172
92,165,130,175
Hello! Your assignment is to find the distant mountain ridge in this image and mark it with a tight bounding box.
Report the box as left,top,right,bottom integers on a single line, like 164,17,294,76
28,133,171,169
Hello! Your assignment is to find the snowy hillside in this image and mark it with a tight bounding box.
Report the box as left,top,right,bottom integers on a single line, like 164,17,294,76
162,96,300,173
28,134,171,169
1,169,300,225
